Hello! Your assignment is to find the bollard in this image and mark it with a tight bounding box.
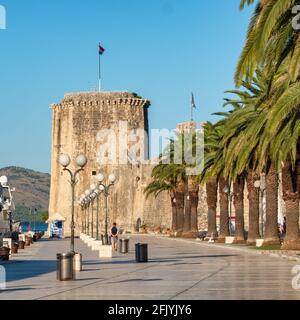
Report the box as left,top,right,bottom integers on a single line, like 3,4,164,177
0,247,10,261
18,241,25,250
73,253,82,272
25,237,31,246
11,243,18,254
119,238,130,254
102,235,111,246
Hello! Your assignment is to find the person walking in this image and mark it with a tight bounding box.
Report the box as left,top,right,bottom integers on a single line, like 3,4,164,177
110,223,119,251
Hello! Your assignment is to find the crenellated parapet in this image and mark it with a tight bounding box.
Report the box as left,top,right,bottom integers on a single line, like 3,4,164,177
51,92,150,111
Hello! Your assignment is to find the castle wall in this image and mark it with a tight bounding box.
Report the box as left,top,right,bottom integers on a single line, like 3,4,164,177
49,92,259,238
48,92,174,236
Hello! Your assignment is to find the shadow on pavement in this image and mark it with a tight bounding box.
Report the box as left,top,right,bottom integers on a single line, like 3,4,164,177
3,260,57,283
107,278,163,284
169,254,238,259
0,287,35,293
83,254,238,267
74,278,105,281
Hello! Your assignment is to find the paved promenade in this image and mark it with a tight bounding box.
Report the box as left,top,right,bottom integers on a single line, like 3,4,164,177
0,235,299,300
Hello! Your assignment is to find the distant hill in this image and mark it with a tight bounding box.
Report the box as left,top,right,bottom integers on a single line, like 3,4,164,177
0,166,50,222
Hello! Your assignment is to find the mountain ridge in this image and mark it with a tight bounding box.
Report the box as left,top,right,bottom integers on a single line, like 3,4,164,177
0,166,50,222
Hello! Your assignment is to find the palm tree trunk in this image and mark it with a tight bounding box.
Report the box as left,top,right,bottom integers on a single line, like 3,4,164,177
281,161,300,250
264,162,280,245
206,177,217,238
233,176,245,242
190,190,199,233
183,180,191,234
171,196,177,232
175,178,185,235
218,177,229,243
247,170,260,245
183,176,199,238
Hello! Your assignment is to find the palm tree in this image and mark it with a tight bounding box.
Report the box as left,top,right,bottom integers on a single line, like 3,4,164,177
145,164,187,235
236,0,298,86
222,71,284,245
227,0,300,249
201,115,237,241
145,179,178,232
146,131,200,237
172,130,201,237
236,1,300,207
206,120,231,242
201,122,223,239
263,94,300,248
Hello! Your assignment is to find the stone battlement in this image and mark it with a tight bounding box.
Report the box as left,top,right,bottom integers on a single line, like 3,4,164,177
52,92,150,110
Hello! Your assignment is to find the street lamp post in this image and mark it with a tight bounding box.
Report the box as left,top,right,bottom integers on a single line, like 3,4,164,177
59,153,87,253
84,189,92,236
89,184,98,239
223,184,234,237
78,199,84,234
78,194,86,234
84,202,87,234
93,188,102,241
97,173,116,244
254,179,266,238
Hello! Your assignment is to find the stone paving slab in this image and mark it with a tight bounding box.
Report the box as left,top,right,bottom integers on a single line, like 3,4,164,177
0,235,299,300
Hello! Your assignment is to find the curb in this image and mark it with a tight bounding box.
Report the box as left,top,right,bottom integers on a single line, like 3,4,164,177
155,235,300,263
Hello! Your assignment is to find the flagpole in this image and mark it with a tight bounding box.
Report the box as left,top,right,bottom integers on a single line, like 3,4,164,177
98,49,101,92
191,93,194,122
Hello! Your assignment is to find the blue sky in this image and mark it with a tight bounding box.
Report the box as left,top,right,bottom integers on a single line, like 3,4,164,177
0,0,253,173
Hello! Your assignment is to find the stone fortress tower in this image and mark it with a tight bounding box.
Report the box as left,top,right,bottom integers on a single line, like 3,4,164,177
48,92,173,236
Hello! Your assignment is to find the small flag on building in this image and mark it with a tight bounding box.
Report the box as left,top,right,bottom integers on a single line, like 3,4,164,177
99,44,105,55
98,43,105,92
191,93,197,121
191,93,196,109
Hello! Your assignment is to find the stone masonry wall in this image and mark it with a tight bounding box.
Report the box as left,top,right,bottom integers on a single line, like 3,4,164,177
49,92,172,236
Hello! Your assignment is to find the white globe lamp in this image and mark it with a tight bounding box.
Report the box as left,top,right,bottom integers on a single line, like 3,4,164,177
97,173,104,183
76,154,87,168
59,154,71,168
109,174,116,183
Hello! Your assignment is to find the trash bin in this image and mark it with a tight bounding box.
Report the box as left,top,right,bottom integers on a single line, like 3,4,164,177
102,235,111,246
25,237,31,246
73,253,82,272
0,247,10,261
11,243,19,254
18,241,25,250
119,238,129,254
135,243,148,263
57,252,75,281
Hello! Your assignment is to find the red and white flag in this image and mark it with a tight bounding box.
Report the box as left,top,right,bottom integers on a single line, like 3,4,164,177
99,44,105,55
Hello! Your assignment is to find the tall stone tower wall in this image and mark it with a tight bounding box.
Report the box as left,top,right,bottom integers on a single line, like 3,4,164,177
49,92,172,236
